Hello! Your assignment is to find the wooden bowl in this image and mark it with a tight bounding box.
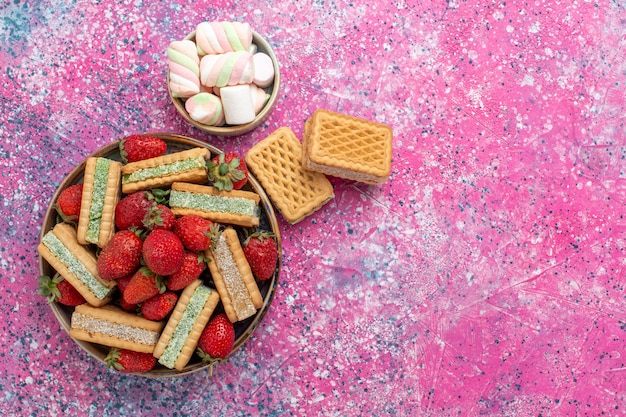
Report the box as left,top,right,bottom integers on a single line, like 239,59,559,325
38,133,281,377
168,31,281,137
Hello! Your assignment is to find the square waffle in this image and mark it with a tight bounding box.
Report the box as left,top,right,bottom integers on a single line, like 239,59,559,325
302,109,393,184
245,127,334,224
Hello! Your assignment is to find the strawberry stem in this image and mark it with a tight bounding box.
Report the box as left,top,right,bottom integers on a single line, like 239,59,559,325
196,349,228,377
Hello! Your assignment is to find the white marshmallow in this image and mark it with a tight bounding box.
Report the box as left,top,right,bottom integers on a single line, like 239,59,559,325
249,84,270,114
220,85,256,125
252,52,275,88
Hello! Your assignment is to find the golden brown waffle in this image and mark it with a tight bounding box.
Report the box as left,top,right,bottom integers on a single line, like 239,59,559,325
70,304,164,353
245,127,334,224
38,223,116,307
77,157,122,248
205,228,263,323
302,109,393,184
153,280,220,370
121,148,209,194
169,182,260,227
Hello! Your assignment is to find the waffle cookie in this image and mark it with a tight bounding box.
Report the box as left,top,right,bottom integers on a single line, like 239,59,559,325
245,127,334,224
38,223,116,307
205,227,263,323
153,280,220,370
76,157,122,248
302,109,393,184
121,148,210,194
169,182,260,227
70,304,164,353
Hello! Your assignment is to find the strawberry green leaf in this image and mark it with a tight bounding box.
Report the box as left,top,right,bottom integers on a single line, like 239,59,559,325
149,188,170,204
119,140,129,163
38,275,62,304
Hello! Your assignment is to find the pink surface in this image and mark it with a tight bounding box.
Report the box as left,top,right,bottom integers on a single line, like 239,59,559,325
1,0,625,415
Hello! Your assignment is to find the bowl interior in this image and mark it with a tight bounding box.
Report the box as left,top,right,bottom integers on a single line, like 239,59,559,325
39,133,282,377
168,31,281,137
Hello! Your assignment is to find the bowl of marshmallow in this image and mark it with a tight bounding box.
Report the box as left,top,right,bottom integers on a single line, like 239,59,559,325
167,21,280,137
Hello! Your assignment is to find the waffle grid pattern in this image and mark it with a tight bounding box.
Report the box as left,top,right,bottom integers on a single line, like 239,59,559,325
307,110,392,176
245,127,334,223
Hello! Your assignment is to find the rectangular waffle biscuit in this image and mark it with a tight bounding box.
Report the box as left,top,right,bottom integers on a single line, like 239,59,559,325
245,127,334,224
38,223,116,307
76,157,122,248
302,109,393,184
153,280,220,370
205,228,263,323
169,182,260,227
70,304,164,353
121,147,209,194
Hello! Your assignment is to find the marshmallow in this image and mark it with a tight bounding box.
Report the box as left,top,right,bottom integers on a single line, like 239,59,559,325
249,84,270,114
220,85,256,125
185,93,225,126
200,51,255,88
168,40,201,98
252,52,275,88
195,21,252,55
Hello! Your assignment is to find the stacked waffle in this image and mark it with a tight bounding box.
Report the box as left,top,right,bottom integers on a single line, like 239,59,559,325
245,109,393,224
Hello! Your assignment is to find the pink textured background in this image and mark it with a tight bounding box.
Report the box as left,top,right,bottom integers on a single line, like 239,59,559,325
1,0,625,415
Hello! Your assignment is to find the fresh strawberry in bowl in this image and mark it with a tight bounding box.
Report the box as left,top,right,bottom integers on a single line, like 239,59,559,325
105,348,157,373
38,274,86,306
166,251,207,291
119,134,167,163
173,215,216,252
197,313,235,376
123,267,166,305
207,152,249,191
144,203,176,231
115,274,140,312
55,183,83,223
141,291,178,321
142,229,185,276
97,230,143,280
115,191,154,230
243,231,278,281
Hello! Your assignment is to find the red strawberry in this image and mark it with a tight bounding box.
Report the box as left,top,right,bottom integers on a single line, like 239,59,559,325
111,272,139,312
142,229,185,276
243,231,278,281
119,134,167,164
143,203,175,231
115,191,154,230
38,274,85,306
207,152,248,191
97,230,143,280
105,348,156,373
166,252,206,291
141,291,178,321
172,215,215,252
115,274,134,294
55,184,83,223
123,267,166,305
119,297,139,313
197,313,235,376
